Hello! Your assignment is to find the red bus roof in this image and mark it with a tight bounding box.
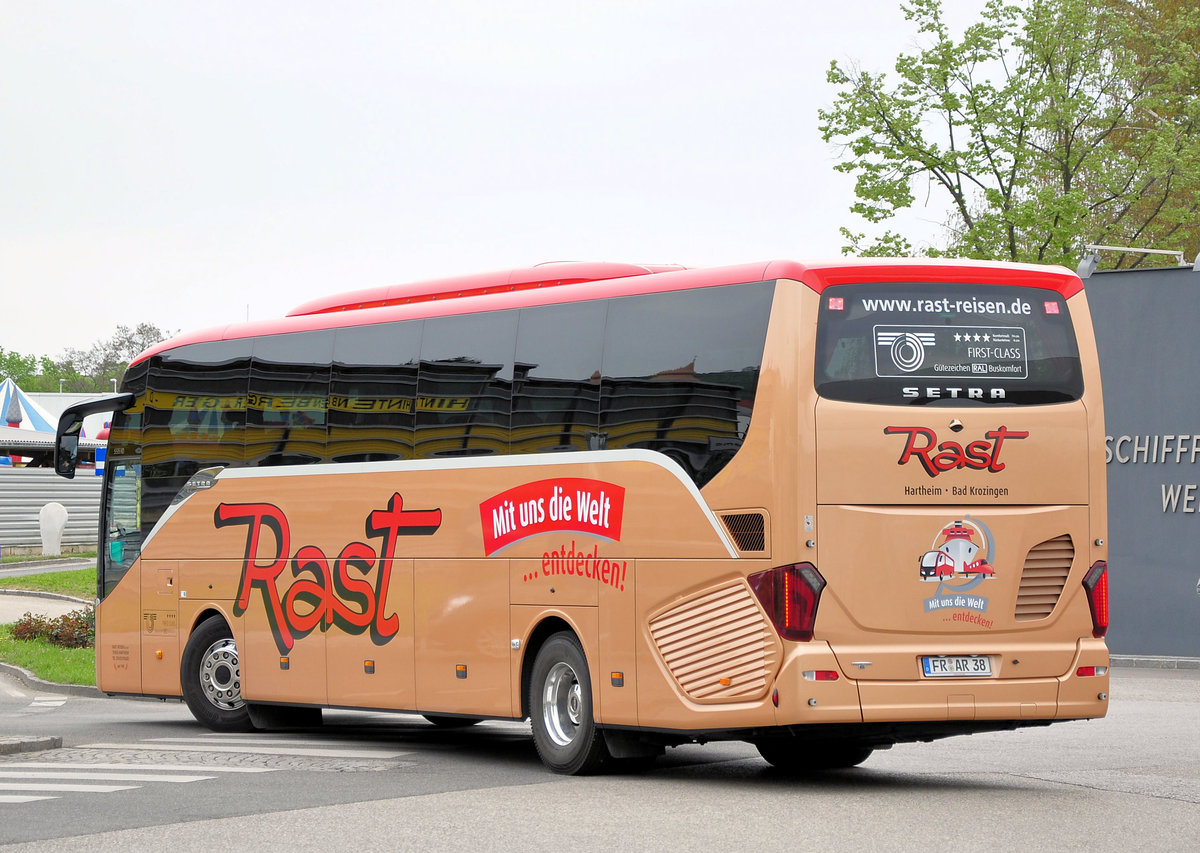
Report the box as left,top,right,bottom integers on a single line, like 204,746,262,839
287,261,689,316
133,258,1082,364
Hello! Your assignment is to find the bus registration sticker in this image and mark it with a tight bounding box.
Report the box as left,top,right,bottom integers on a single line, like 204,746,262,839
922,655,992,677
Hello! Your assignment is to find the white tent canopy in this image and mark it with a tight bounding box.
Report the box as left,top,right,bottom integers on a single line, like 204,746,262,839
0,377,57,433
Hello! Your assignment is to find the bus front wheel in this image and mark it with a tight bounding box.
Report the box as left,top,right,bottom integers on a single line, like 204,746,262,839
529,632,609,774
181,616,253,732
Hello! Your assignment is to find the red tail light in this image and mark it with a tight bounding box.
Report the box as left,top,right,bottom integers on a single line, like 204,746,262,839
1082,561,1109,638
748,563,826,642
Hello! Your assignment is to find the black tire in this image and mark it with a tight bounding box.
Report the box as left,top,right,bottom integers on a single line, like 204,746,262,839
180,616,253,732
423,715,481,728
755,738,873,772
528,632,610,774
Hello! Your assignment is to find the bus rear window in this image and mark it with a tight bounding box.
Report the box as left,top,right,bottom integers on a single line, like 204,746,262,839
815,282,1083,406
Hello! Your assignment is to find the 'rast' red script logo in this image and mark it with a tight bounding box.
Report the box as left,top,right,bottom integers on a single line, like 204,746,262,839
216,493,441,656
480,478,625,555
884,425,1028,478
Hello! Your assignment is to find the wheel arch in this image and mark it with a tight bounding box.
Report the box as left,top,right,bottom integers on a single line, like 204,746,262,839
182,606,235,649
179,606,238,688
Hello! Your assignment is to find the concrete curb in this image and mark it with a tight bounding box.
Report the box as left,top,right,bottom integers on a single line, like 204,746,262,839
1110,654,1200,670
0,660,103,697
0,735,63,756
0,588,93,606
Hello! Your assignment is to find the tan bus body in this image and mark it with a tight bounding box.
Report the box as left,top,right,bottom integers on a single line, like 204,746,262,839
63,259,1109,774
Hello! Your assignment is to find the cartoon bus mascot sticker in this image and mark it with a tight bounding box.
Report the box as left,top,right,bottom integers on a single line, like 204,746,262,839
919,517,997,622
919,519,995,580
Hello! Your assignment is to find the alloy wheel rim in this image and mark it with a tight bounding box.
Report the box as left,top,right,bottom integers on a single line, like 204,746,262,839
542,661,583,746
198,638,244,710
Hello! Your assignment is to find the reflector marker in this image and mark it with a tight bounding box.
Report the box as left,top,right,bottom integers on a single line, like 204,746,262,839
801,670,840,681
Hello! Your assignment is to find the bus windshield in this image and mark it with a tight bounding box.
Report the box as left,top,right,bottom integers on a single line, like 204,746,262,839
815,281,1083,406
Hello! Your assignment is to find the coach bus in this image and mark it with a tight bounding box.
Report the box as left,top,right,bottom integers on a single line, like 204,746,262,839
55,259,1109,774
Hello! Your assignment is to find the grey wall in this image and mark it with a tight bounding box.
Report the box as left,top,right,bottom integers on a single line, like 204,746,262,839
0,468,102,552
1086,265,1200,656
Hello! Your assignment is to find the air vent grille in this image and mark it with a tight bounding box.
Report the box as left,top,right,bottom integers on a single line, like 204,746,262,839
1014,534,1074,621
719,511,766,552
648,582,777,702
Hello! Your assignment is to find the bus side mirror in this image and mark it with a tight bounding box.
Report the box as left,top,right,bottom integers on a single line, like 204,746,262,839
54,392,135,480
55,426,82,479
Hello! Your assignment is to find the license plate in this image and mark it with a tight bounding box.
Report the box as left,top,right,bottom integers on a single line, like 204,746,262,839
922,655,992,678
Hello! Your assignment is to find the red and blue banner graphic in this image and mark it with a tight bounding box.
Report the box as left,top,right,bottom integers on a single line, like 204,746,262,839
479,478,625,556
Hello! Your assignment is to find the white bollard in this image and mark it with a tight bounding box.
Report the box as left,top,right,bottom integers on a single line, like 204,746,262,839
39,502,69,557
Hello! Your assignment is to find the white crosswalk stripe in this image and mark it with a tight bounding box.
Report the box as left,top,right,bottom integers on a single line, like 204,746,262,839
0,770,215,783
11,761,274,774
0,795,54,804
0,782,140,793
27,697,67,712
0,761,241,804
30,697,66,707
1,732,408,804
80,734,410,759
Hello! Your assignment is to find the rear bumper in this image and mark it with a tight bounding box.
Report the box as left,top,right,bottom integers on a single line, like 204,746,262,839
774,639,1109,726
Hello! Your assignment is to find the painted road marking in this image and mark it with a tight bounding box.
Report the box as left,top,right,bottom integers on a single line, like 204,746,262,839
79,738,409,759
0,770,214,783
11,761,273,774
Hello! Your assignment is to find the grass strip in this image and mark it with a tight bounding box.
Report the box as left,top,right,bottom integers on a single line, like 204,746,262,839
1,552,95,565
0,627,96,686
0,568,95,599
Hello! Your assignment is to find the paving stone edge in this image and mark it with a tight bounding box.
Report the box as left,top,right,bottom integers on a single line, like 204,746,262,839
0,735,62,755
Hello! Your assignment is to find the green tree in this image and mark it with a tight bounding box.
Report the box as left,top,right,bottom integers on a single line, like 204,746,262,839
819,0,1200,268
0,348,80,393
2,324,170,393
59,323,171,391
0,347,41,387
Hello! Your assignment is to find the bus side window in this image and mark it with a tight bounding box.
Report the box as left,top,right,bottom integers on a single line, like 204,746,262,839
247,331,334,466
513,302,606,454
330,321,421,462
600,283,773,485
417,312,518,458
143,340,251,534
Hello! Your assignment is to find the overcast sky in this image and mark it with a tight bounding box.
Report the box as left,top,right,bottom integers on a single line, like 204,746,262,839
1,1,985,360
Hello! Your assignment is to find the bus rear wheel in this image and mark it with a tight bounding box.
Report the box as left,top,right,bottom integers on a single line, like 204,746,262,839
754,738,873,772
181,616,253,732
529,632,609,775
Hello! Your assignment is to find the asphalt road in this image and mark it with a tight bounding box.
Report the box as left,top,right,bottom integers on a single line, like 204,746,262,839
1,667,1197,852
